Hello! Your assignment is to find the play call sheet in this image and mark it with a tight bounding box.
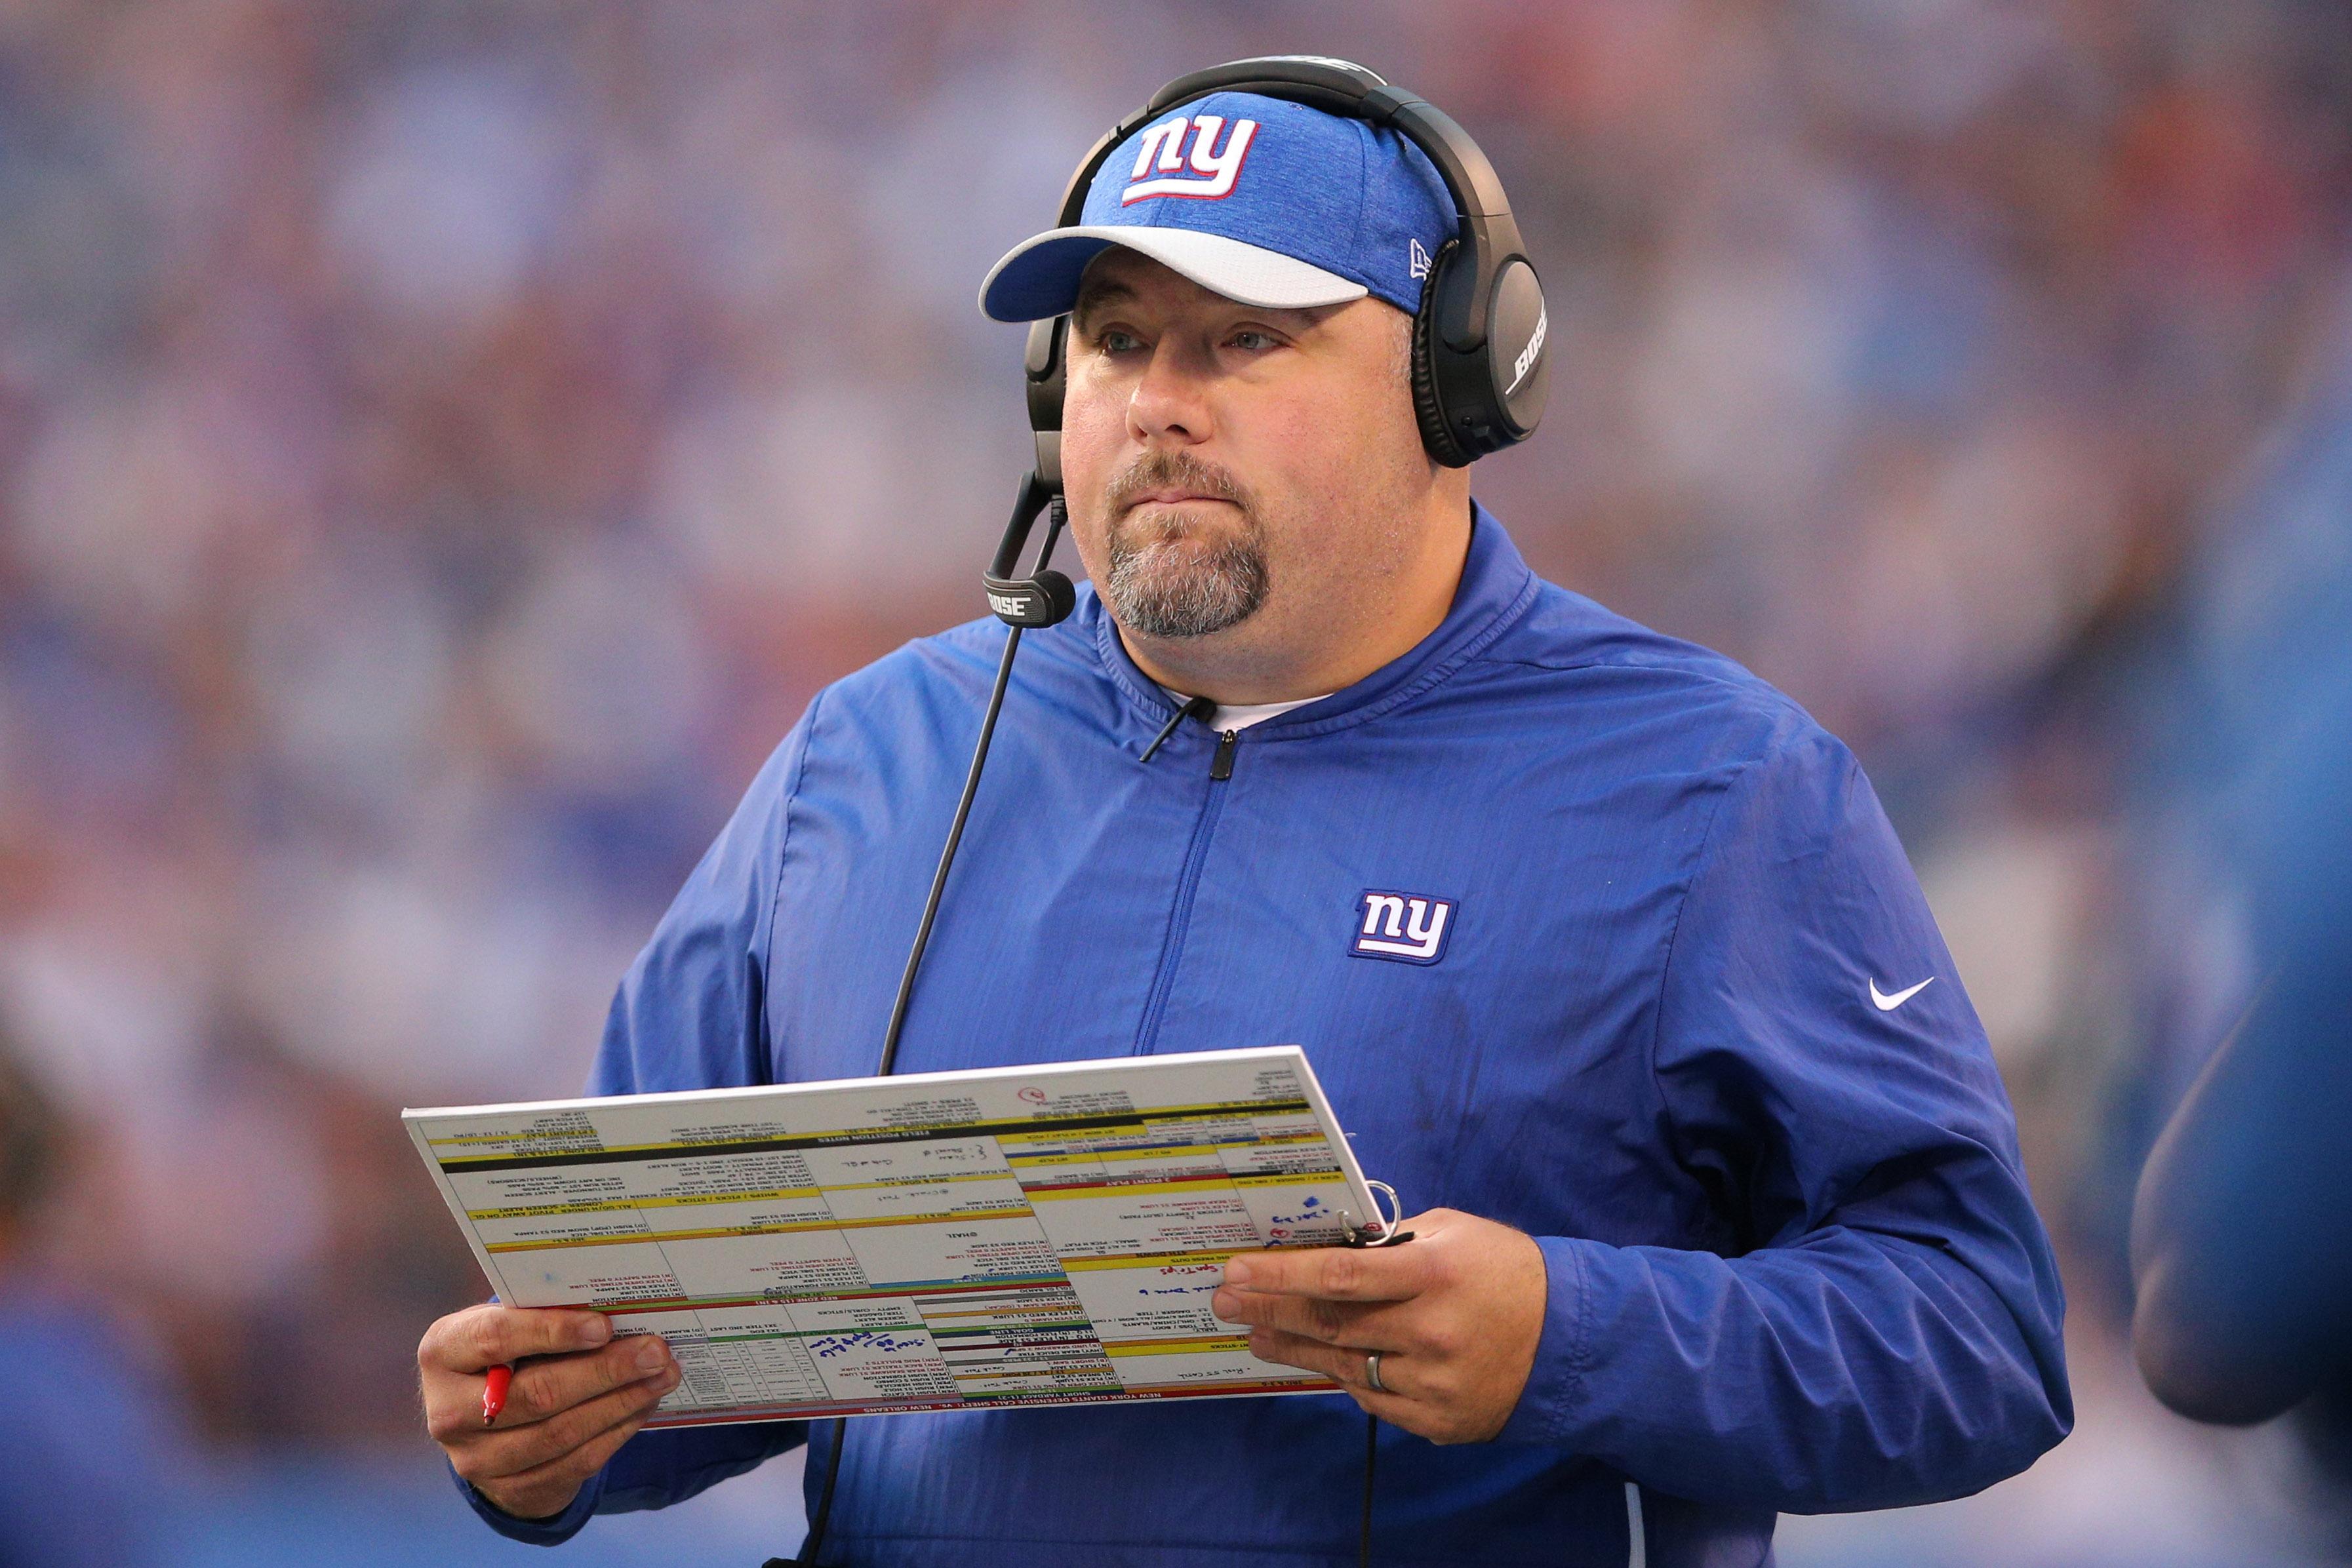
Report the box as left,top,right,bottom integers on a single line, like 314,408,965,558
405,1048,1378,1426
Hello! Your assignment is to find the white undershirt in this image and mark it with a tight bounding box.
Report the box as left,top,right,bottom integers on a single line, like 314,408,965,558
1160,688,1330,732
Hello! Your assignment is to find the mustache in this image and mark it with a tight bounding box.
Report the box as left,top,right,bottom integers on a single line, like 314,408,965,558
1104,450,1251,517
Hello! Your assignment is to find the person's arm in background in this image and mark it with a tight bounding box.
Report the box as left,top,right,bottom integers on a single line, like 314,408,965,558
1227,727,2072,1510
431,702,827,1545
2128,989,2352,1423
2132,678,2352,1426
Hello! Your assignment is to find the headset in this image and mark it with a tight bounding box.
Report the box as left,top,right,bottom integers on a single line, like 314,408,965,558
786,56,1543,1568
982,52,1549,632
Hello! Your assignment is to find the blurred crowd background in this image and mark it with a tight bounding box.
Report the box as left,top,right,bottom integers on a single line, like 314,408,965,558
1,1,2348,1563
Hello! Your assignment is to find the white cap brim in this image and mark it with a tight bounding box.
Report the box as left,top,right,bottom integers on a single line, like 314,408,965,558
979,225,1368,323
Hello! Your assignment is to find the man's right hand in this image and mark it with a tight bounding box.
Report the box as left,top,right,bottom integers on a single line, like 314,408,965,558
420,1303,683,1522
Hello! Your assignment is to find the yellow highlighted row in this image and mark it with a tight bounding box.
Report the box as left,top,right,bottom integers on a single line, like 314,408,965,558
464,1169,1020,1221
1103,1336,1251,1358
485,1206,1039,1253
435,1099,1311,1160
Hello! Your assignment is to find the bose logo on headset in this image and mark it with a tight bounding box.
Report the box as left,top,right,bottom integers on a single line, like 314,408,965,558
1507,304,1547,397
1124,114,1259,203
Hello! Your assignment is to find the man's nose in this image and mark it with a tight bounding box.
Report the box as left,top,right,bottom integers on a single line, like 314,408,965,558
1127,339,1215,446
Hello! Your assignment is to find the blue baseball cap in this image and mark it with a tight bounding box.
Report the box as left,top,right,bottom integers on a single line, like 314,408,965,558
979,91,1456,323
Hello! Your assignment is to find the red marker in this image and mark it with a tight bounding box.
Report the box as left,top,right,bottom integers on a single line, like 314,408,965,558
481,1363,513,1426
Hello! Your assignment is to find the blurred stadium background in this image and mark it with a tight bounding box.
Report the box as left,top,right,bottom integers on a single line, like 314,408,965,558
2,1,2349,1563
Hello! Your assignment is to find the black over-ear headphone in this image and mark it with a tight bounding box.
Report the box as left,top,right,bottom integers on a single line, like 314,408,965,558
982,54,1549,632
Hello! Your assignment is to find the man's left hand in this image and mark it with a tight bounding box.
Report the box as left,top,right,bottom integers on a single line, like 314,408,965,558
1211,1207,1548,1444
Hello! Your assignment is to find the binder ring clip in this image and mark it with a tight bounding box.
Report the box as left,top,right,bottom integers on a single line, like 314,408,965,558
1344,1180,1413,1247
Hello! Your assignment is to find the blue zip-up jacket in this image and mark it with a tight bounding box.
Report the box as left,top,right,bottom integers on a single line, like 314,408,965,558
461,507,2069,1565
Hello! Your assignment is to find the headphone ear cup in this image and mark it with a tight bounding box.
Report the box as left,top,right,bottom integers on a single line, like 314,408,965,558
1024,317,1067,432
1025,317,1069,491
1410,245,1473,469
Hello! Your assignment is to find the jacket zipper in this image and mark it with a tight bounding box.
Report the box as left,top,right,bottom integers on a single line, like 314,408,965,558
1133,727,1238,1055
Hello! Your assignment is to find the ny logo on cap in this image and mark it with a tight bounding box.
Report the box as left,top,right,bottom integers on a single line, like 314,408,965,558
1125,113,1259,204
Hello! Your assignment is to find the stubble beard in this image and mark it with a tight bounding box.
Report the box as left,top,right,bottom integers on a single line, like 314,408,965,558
1100,452,1270,640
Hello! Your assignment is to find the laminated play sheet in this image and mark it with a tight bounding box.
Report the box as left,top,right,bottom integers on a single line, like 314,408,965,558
405,1046,1384,1426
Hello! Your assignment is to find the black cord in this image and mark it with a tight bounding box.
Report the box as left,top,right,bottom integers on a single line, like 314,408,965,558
797,489,1062,1565
794,625,1022,1567
875,621,1025,1079
1141,694,1216,763
791,1422,847,1566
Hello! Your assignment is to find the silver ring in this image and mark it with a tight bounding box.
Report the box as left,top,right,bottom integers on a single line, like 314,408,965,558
1365,1351,1387,1394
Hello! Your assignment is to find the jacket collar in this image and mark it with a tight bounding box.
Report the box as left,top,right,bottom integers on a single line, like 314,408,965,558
1088,500,1540,745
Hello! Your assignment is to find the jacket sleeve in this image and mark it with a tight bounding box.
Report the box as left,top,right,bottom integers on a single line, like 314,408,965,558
1495,728,2071,1511
589,694,823,1097
458,706,824,1544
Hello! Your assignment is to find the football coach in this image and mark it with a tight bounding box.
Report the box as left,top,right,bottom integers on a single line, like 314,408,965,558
417,58,2069,1567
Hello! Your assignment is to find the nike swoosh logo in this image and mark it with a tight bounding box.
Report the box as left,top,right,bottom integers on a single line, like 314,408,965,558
1869,976,1935,1011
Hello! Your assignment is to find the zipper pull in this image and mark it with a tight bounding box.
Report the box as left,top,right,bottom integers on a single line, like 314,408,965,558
1210,728,1238,781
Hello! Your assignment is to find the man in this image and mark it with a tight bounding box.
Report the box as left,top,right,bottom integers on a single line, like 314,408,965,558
420,81,2069,1565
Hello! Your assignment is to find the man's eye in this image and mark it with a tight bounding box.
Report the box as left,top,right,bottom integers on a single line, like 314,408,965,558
1228,330,1279,351
1098,328,1144,353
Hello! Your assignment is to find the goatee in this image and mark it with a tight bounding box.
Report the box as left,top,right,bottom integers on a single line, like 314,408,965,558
1100,452,1269,639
